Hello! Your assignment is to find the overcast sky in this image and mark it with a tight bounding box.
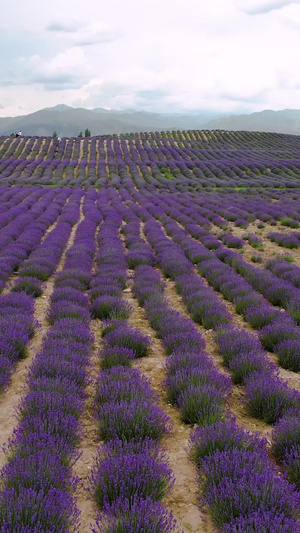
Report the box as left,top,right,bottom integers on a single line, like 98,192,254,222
1,0,300,117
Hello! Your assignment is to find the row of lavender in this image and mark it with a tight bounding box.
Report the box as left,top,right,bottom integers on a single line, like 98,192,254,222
126,185,300,380
106,190,300,531
0,187,81,391
0,189,179,531
1,177,298,528
128,188,300,494
1,184,300,529
1,177,300,236
1,131,300,191
90,195,176,532
0,190,104,531
128,222,300,528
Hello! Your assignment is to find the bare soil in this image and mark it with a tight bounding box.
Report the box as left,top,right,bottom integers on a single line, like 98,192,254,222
73,318,101,533
224,221,300,266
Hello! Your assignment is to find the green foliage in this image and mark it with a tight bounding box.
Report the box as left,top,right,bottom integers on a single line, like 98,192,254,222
85,128,91,137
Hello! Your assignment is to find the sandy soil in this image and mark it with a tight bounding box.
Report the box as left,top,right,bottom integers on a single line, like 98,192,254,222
72,318,101,533
222,221,300,267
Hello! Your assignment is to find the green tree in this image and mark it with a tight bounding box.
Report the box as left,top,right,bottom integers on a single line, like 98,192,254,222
84,128,91,137
78,131,83,137
52,130,58,138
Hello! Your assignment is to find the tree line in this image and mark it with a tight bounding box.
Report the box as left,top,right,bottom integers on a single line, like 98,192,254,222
52,128,91,138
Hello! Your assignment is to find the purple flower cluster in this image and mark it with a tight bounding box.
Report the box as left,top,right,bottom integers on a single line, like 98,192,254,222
189,418,300,532
269,231,299,249
12,189,83,295
0,293,35,391
94,367,170,443
122,220,156,267
90,214,129,320
0,188,69,292
243,232,264,248
218,231,244,249
266,257,300,289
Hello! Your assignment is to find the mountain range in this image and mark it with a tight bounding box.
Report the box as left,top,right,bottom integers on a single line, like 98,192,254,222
1,105,300,137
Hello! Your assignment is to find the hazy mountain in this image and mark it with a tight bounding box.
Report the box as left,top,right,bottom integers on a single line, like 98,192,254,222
1,106,300,137
206,109,300,135
0,106,225,137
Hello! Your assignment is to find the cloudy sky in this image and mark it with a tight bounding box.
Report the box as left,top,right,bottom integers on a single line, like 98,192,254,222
1,0,300,117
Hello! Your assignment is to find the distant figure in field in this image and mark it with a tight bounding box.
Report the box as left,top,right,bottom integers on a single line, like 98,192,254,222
15,131,22,137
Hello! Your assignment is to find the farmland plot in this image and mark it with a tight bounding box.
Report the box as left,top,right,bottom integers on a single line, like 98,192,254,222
1,130,300,531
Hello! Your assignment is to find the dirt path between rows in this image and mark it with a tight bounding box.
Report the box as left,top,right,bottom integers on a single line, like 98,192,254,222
73,318,101,533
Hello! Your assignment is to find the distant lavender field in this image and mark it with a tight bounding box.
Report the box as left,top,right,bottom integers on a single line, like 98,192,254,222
1,130,300,532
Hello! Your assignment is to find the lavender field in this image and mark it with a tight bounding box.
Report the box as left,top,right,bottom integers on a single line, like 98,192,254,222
1,129,300,532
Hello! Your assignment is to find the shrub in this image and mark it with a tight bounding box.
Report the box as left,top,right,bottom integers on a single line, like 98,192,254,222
178,384,226,426
92,497,177,533
97,398,170,442
100,347,135,369
92,451,174,509
259,321,300,352
246,373,300,424
104,327,151,358
277,340,300,371
92,296,131,320
189,418,261,467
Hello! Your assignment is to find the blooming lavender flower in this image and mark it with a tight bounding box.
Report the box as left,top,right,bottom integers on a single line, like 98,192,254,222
244,304,281,329
104,326,151,358
11,276,43,297
0,486,80,533
96,398,170,443
228,352,276,384
100,346,135,369
91,296,131,320
201,449,299,529
215,327,263,366
246,372,300,423
189,418,263,466
92,496,178,533
47,300,90,324
178,383,228,426
95,368,157,407
91,450,174,509
276,340,300,371
259,321,300,352
221,511,300,532
165,366,231,405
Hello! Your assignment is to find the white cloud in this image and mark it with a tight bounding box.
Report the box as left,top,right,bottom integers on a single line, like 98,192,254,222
47,19,120,46
236,0,297,15
1,0,300,117
17,48,91,89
